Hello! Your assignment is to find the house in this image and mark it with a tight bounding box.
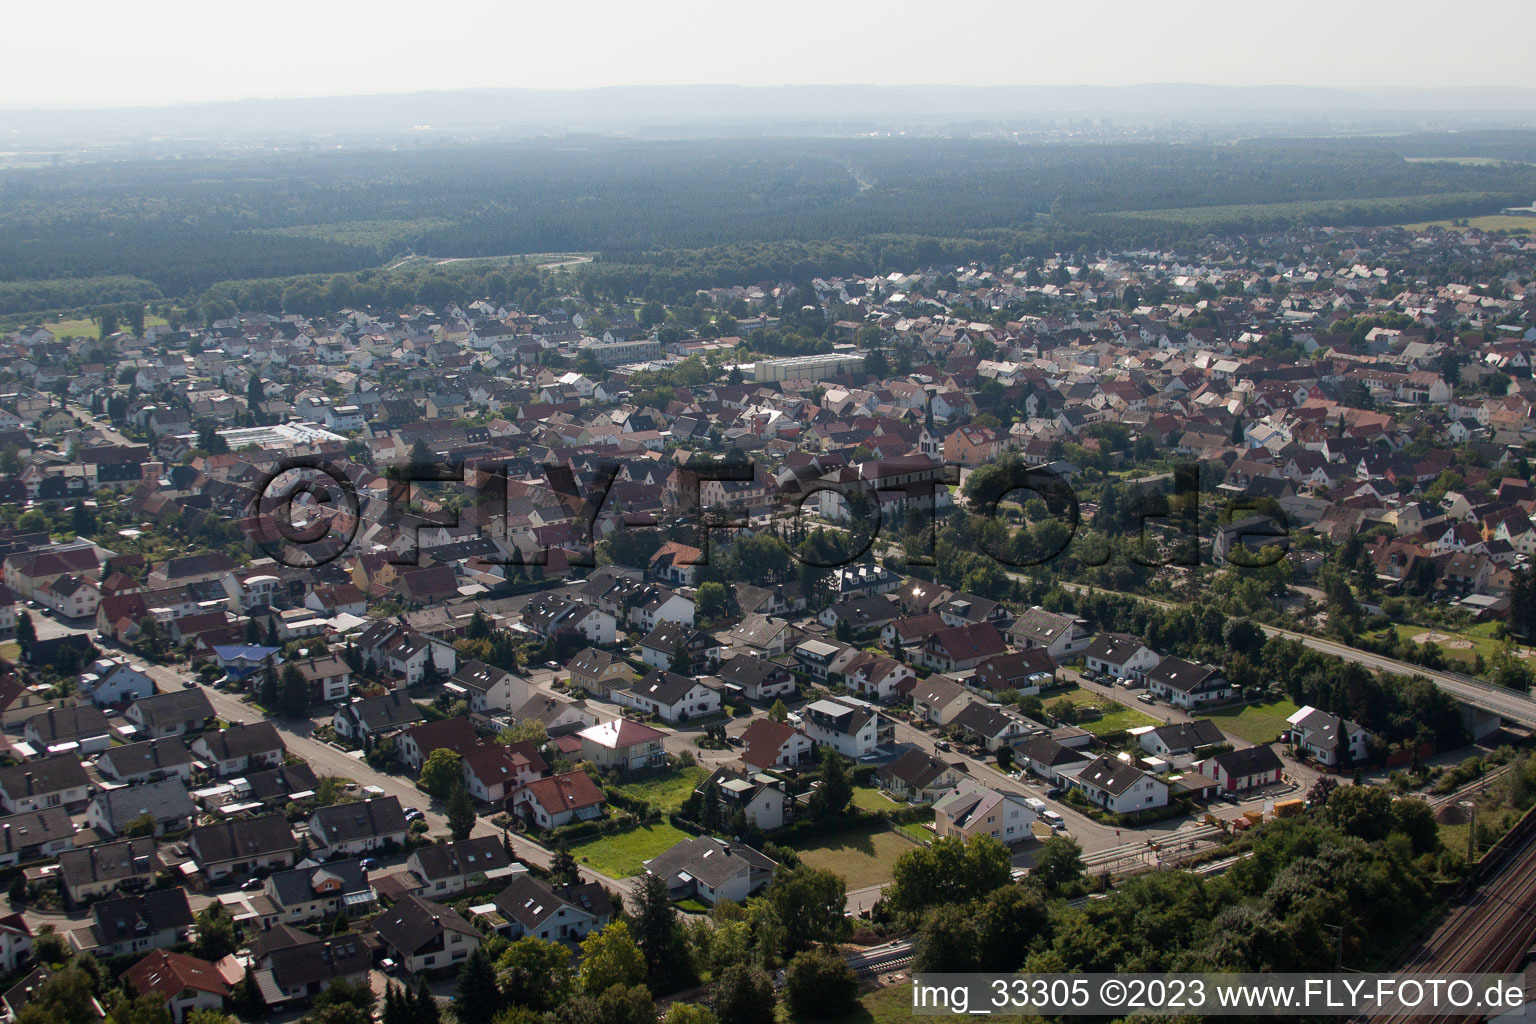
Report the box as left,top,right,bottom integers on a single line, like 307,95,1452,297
638,622,718,674
448,661,530,714
566,648,634,698
971,650,1055,695
1145,657,1232,709
695,767,787,831
245,928,371,1008
1137,720,1226,758
190,722,286,776
613,670,721,723
461,742,546,805
738,718,816,773
187,814,299,881
490,876,612,943
372,894,481,975
58,838,161,906
1286,705,1371,766
0,755,91,813
397,717,481,772
1007,607,1092,660
933,783,1038,844
577,719,667,772
1205,745,1285,792
877,749,969,804
406,836,519,897
949,702,1029,752
331,692,424,742
289,654,352,705
77,658,156,707
643,836,777,906
911,675,982,725
1081,633,1161,683
1069,755,1169,814
0,916,29,976
264,860,375,925
800,696,891,757
125,689,216,739
24,705,113,756
920,622,1008,673
123,949,228,1024
77,888,194,958
1013,735,1090,782
307,797,409,859
716,655,797,702
86,778,195,837
0,807,76,867
840,650,914,702
513,770,606,828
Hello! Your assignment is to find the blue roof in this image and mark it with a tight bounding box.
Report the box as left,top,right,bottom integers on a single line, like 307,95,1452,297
212,645,281,661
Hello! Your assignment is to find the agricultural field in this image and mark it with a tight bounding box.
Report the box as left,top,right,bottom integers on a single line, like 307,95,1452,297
1195,697,1302,745
569,821,692,878
789,823,913,889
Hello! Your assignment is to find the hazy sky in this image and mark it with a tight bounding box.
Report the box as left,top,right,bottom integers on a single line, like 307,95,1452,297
7,0,1535,108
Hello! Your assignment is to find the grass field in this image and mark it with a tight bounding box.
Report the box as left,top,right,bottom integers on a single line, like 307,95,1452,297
1047,686,1160,735
570,821,692,877
1196,697,1301,745
789,823,912,889
45,314,168,340
851,785,897,812
1397,214,1536,232
610,766,708,814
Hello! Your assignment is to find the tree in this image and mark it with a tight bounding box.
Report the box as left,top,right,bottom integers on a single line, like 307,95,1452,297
782,949,859,1019
15,610,35,653
914,903,982,972
765,865,847,957
258,662,279,710
807,748,852,821
712,964,775,1024
1033,835,1084,892
551,842,580,885
193,903,238,961
277,662,310,718
578,921,647,994
695,582,727,619
447,782,477,841
497,936,574,1012
455,945,504,1022
420,748,464,801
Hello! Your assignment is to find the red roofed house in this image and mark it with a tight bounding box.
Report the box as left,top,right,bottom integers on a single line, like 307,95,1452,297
512,770,606,828
123,949,230,1024
739,718,816,772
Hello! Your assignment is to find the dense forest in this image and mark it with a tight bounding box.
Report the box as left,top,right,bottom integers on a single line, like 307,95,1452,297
4,133,1536,316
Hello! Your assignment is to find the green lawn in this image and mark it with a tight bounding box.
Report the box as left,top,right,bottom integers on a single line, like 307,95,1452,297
610,766,708,814
570,821,692,877
789,823,913,889
1195,697,1301,745
1047,686,1160,735
851,785,897,812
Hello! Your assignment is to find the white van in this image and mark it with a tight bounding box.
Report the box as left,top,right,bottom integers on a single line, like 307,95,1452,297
1040,810,1066,830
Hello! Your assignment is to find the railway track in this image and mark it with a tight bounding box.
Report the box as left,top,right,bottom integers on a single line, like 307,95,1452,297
1371,814,1536,1023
